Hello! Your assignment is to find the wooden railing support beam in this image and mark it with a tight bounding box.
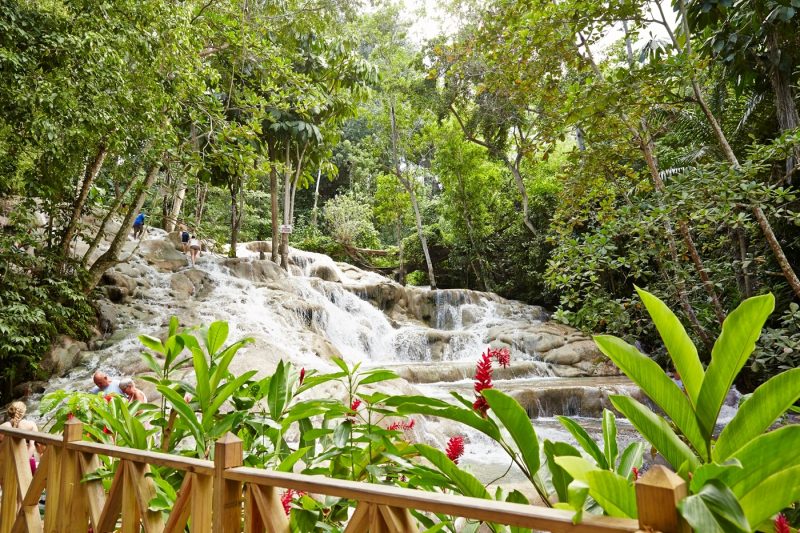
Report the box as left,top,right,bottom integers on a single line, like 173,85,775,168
635,465,690,533
213,433,243,533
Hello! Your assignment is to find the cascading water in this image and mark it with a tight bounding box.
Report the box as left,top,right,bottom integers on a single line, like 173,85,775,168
38,232,640,496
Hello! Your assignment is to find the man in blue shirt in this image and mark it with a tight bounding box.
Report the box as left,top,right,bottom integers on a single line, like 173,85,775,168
133,212,145,239
89,371,124,395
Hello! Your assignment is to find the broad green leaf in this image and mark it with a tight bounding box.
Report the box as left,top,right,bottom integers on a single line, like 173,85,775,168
585,470,637,518
206,372,257,421
191,345,210,408
714,367,800,460
277,447,311,472
615,442,645,480
602,409,618,472
211,340,250,390
635,286,704,407
557,415,607,469
696,294,774,440
334,420,351,447
678,480,749,533
357,369,399,386
205,321,229,355
554,455,597,483
717,426,800,501
139,351,162,375
484,389,540,474
157,385,204,450
139,334,165,355
565,480,589,524
544,440,581,502
506,490,532,533
331,357,349,374
168,316,179,337
268,361,288,419
393,397,502,441
609,395,700,471
595,335,706,458
690,460,743,493
416,444,491,499
738,465,800,527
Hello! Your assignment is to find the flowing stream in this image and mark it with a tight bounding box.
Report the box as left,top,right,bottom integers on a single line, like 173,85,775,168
39,230,658,495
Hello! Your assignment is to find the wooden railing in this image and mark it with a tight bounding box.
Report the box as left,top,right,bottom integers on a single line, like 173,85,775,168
0,421,690,532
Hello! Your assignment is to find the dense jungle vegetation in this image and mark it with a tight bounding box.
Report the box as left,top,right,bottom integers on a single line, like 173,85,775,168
2,0,800,398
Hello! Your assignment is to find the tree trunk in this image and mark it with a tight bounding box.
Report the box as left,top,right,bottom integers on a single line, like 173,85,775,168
229,180,240,258
270,164,279,264
396,218,405,285
85,161,161,292
194,182,208,228
165,176,186,233
60,143,108,257
280,144,292,270
312,168,322,227
765,30,800,182
82,170,140,267
390,102,437,289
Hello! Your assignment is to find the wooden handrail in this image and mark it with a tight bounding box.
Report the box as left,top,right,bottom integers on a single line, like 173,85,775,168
0,423,688,532
225,466,641,532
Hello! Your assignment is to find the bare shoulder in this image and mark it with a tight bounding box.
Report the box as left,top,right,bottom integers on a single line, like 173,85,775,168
19,419,38,431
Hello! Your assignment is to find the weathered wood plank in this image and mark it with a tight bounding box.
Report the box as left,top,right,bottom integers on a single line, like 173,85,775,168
163,473,193,533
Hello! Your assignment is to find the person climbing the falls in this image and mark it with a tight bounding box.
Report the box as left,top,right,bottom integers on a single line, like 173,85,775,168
90,370,124,395
188,234,201,266
133,211,146,240
180,224,191,252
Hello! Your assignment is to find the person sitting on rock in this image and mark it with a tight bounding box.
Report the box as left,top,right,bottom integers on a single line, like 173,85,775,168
90,371,124,395
188,235,201,266
119,378,147,403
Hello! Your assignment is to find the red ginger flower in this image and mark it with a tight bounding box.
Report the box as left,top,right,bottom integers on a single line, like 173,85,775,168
299,368,305,385
775,514,790,533
104,394,113,403
388,419,415,431
350,398,361,412
445,435,465,464
474,352,493,394
281,489,304,515
632,467,639,481
489,347,511,368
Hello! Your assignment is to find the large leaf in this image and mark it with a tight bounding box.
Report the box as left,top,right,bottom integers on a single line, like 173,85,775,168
205,321,229,355
191,345,211,409
696,294,774,440
594,335,707,458
636,286,704,407
268,361,288,419
678,480,750,533
139,334,165,355
416,444,491,500
544,440,581,502
609,395,700,471
602,409,618,472
713,367,800,461
738,465,800,527
206,371,257,422
484,389,540,475
557,415,607,469
157,385,204,450
584,470,637,518
716,426,800,502
357,369,399,386
392,396,502,441
615,442,645,480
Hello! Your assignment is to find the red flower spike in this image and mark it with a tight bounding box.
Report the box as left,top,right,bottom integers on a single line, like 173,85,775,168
490,347,511,368
632,467,639,481
473,352,493,394
350,398,361,412
103,426,111,435
445,435,465,464
388,419,416,431
299,368,305,386
67,412,75,420
472,396,489,416
281,489,305,515
104,394,113,403
775,514,790,533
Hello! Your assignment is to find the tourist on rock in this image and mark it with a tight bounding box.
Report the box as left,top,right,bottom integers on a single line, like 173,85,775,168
189,235,201,266
90,371,124,395
0,401,45,473
120,378,148,403
180,225,191,252
133,212,146,239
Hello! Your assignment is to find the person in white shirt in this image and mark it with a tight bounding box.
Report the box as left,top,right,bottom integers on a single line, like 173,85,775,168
188,235,201,266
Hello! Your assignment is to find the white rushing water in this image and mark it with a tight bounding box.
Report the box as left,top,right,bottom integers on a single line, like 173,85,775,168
40,231,647,494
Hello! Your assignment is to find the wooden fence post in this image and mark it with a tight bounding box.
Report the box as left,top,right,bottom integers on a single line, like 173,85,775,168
213,433,243,533
635,465,691,533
